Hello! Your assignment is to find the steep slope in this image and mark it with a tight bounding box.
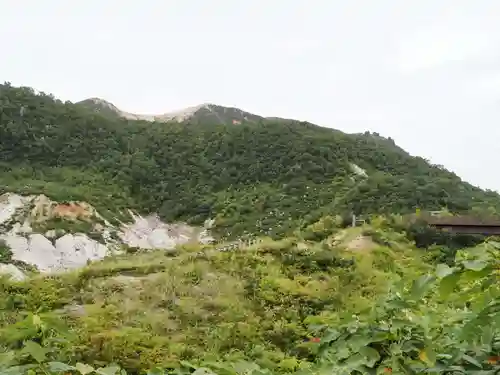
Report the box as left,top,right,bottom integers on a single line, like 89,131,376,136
2,83,500,240
78,98,264,125
77,98,126,119
0,192,214,277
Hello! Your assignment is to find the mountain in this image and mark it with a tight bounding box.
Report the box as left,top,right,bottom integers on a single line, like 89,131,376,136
2,83,500,375
78,98,265,125
1,82,500,242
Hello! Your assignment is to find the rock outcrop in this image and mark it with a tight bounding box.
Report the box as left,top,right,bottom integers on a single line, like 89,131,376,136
0,193,215,273
119,212,214,249
2,234,108,272
0,263,26,281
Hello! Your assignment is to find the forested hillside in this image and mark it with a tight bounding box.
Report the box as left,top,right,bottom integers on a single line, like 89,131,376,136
2,83,500,375
0,82,499,239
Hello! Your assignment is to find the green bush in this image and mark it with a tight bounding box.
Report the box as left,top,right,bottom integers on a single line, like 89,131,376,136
0,239,13,263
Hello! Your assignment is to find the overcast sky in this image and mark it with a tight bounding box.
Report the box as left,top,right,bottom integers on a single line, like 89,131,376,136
1,1,499,191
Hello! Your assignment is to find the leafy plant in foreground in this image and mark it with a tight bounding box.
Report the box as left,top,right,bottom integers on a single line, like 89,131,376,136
0,314,126,375
313,240,500,374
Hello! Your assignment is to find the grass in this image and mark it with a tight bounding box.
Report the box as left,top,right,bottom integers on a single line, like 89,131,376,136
0,227,428,373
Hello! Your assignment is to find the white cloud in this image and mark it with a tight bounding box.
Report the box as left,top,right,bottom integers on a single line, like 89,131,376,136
469,71,500,97
396,27,493,73
278,38,324,55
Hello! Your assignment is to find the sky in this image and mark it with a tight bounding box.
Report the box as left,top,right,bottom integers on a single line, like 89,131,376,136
1,0,500,191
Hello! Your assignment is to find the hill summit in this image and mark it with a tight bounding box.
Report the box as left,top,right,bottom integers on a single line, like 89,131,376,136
78,98,266,125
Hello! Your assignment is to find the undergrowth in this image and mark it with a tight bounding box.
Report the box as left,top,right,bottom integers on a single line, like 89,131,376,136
1,218,497,374
0,224,427,373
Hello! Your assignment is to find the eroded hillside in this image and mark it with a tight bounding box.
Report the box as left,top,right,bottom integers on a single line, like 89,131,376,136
0,192,213,278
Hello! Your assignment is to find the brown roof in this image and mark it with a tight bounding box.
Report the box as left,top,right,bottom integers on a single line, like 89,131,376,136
426,215,500,227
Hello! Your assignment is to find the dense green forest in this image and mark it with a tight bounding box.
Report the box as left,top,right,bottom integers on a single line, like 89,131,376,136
1,83,499,239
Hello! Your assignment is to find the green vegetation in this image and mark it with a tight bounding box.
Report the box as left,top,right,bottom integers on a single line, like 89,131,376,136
2,82,500,374
1,218,500,374
0,239,12,263
32,217,94,235
1,83,500,239
0,227,417,371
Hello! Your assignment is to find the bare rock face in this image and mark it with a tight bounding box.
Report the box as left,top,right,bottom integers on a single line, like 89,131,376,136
55,234,108,270
118,212,214,250
0,263,26,281
3,235,52,271
0,193,215,273
0,193,29,223
2,233,108,272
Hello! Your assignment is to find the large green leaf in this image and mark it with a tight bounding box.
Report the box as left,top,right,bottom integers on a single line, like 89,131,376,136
347,334,373,352
461,269,492,285
419,346,437,367
76,362,95,375
358,346,380,368
96,365,122,375
0,351,15,368
192,368,217,375
411,274,436,301
322,328,341,343
342,353,366,369
463,260,488,272
47,362,78,373
439,273,461,299
22,341,48,363
436,264,454,279
0,364,38,375
461,354,482,369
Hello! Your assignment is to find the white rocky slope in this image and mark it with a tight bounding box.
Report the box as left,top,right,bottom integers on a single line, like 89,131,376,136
0,193,214,278
84,98,209,122
81,98,266,125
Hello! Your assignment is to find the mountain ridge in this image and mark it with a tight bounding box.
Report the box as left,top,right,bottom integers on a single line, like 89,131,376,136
76,97,264,124
77,97,294,125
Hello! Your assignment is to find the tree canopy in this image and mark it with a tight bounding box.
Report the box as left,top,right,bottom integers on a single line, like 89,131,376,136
1,83,499,238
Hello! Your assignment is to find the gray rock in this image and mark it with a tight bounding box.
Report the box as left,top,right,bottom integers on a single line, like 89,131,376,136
0,264,26,281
